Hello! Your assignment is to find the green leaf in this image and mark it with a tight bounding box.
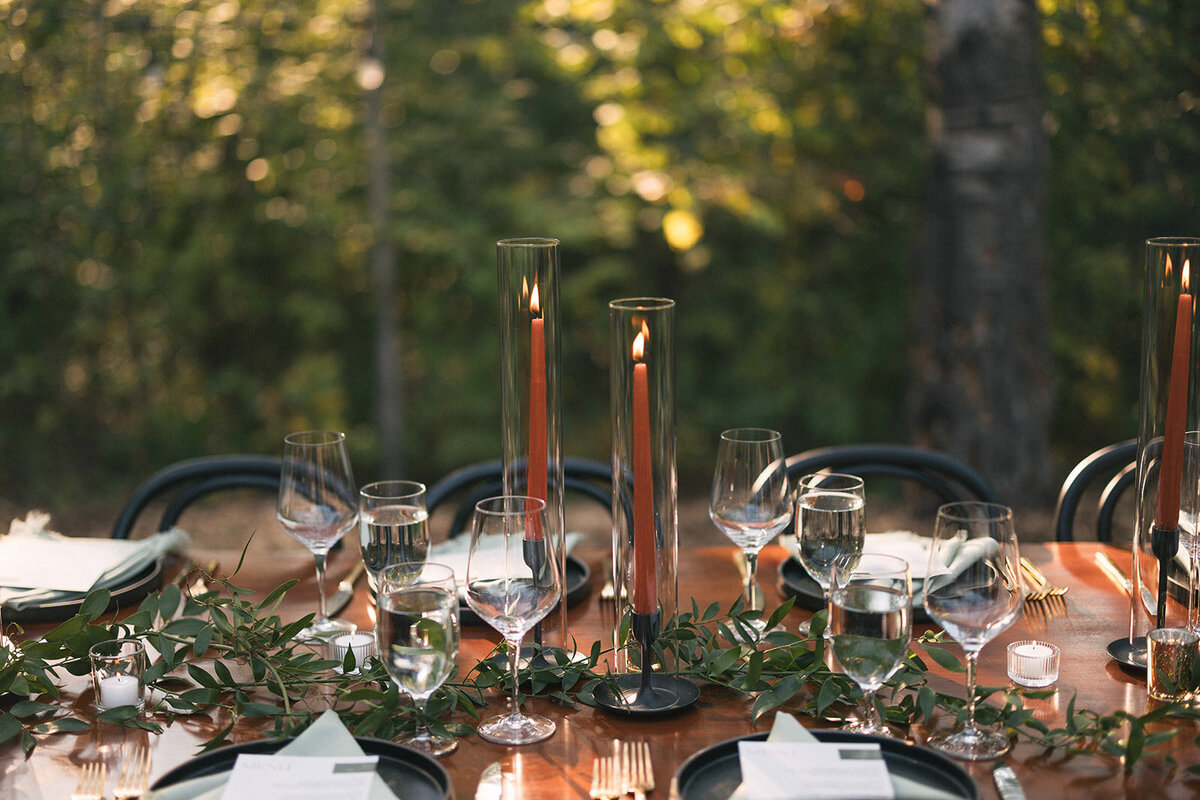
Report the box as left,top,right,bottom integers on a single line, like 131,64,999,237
78,589,112,620
921,645,964,673
0,713,22,745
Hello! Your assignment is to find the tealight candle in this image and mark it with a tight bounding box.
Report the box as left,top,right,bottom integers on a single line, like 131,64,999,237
89,638,147,711
1007,640,1060,688
330,631,375,672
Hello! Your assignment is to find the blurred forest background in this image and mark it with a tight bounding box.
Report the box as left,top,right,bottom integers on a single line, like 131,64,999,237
1,0,1198,524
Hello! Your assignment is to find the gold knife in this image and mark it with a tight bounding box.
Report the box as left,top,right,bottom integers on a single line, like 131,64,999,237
1095,551,1157,615
327,561,365,618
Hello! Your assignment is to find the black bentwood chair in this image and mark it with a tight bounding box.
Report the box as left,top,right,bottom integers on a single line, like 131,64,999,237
426,457,616,539
1054,439,1138,543
111,455,283,539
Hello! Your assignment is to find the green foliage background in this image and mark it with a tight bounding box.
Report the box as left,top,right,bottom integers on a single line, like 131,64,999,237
0,0,1197,507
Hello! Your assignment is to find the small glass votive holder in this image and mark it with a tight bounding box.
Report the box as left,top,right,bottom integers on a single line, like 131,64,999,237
1007,640,1060,688
1147,627,1199,703
89,638,146,711
329,629,375,674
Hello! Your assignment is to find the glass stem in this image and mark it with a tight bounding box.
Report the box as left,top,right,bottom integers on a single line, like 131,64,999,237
507,636,522,718
413,695,429,739
744,550,759,613
864,688,881,729
963,650,980,732
313,551,329,622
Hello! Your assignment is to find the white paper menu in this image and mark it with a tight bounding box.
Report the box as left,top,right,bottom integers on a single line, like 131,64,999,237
737,742,895,800
220,755,379,800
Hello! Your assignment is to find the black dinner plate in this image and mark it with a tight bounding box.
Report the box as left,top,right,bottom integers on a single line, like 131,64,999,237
674,730,979,800
1,557,164,624
460,554,590,626
150,735,451,800
777,556,930,624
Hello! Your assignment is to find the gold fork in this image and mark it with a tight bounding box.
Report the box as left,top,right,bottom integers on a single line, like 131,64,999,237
621,741,655,799
1021,558,1068,604
71,763,105,800
115,745,152,799
590,756,620,800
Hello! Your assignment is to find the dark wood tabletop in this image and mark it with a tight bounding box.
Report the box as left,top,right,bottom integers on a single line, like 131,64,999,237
3,539,1197,799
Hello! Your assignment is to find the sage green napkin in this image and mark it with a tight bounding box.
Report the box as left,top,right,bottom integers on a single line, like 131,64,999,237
728,712,963,800
144,711,400,800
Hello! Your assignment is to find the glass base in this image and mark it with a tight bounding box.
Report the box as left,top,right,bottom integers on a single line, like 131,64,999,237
841,716,894,737
295,617,356,642
399,731,458,757
477,711,556,745
927,724,1011,760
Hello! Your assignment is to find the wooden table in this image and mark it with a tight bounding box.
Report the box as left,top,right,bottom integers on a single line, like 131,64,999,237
3,541,1198,799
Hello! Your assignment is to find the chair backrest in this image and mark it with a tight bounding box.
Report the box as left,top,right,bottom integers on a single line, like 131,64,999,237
111,455,282,539
784,444,1001,536
1054,439,1138,542
786,444,1001,504
427,457,616,539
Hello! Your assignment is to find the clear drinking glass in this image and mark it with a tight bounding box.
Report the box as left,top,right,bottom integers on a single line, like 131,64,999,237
709,428,792,634
465,495,561,745
829,553,912,735
277,430,358,641
795,472,866,635
360,481,430,595
923,501,1025,760
378,573,460,757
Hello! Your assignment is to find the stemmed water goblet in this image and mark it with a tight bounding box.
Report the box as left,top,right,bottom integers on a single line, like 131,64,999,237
360,480,431,595
276,430,358,641
465,495,561,745
709,428,792,635
923,501,1024,760
378,563,460,757
795,472,866,635
829,553,912,735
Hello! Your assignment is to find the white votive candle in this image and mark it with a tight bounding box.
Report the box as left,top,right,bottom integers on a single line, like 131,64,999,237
99,674,142,709
330,632,374,671
1007,640,1060,688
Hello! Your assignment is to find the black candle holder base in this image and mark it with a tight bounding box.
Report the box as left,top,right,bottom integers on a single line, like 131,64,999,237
593,673,699,716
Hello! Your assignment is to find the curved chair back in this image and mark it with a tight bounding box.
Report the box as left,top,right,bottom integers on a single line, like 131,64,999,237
1054,439,1138,542
785,444,1001,507
111,455,282,539
427,457,616,539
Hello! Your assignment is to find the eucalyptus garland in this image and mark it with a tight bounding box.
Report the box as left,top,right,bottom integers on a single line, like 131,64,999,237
2,573,1199,776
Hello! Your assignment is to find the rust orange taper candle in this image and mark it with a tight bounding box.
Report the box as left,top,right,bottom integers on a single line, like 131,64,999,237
632,324,657,614
1155,257,1192,531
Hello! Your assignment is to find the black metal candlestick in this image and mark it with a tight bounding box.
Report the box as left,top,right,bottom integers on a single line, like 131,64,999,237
1152,525,1179,629
594,609,698,715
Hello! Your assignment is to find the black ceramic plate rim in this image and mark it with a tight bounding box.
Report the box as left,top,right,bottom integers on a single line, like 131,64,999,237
460,553,590,626
149,734,452,799
777,556,930,623
674,730,979,800
1,556,163,624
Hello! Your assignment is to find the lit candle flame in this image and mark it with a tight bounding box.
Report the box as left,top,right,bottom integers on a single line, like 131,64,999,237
1185,259,1191,293
632,323,649,362
530,281,541,316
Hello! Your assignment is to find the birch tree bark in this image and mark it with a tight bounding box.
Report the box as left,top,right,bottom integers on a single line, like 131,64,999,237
909,0,1053,502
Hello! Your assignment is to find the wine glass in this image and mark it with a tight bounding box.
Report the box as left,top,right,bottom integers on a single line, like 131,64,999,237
709,428,792,634
277,431,358,641
923,501,1024,760
829,553,912,735
795,472,866,635
465,495,561,745
360,480,430,595
378,568,460,757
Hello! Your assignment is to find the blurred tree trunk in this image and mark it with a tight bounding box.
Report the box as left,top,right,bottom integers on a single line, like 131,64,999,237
366,1,403,476
908,0,1054,504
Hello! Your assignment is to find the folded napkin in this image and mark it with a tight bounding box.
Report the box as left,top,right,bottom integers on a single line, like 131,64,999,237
784,531,932,580
729,713,961,800
427,531,584,590
145,710,399,800
0,512,188,610
926,535,1000,585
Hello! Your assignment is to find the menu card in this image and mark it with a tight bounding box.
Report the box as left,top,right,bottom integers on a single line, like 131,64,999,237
220,755,378,800
737,742,895,800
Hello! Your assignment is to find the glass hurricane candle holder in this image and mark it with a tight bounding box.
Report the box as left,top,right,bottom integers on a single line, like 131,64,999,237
1132,238,1200,653
497,237,566,649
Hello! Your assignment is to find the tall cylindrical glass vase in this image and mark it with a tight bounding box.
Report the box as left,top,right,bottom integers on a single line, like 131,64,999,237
497,238,566,647
609,298,678,674
1133,237,1200,646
